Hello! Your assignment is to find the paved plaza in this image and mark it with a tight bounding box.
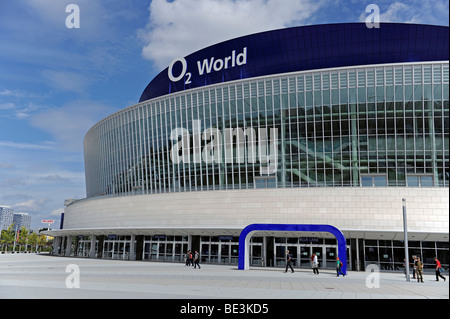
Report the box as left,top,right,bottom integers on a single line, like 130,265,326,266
0,253,448,299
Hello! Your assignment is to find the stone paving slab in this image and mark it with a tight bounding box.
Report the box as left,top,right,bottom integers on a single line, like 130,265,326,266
0,253,448,300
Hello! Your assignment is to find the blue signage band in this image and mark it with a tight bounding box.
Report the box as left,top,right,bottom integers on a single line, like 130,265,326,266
139,23,449,103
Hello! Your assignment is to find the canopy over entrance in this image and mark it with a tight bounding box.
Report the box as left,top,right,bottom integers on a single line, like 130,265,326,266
238,224,347,274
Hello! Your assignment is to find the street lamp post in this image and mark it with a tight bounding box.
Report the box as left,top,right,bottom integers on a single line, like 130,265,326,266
403,198,410,282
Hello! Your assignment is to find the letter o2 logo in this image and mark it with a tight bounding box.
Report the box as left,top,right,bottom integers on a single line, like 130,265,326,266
168,57,191,84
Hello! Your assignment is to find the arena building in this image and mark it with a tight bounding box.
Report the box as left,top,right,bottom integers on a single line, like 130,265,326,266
47,23,449,272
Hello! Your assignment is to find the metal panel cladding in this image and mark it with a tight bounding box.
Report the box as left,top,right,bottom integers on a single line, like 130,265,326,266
139,23,449,103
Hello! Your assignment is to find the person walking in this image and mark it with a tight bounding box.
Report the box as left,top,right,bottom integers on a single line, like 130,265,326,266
311,253,319,275
186,250,193,266
284,250,294,273
189,250,194,267
185,250,191,266
336,257,345,277
415,256,424,283
194,250,201,269
434,257,446,282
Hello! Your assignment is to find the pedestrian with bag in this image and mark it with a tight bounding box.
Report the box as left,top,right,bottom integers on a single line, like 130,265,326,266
189,250,194,267
194,250,201,269
284,250,294,273
311,253,319,275
434,257,446,282
336,257,345,277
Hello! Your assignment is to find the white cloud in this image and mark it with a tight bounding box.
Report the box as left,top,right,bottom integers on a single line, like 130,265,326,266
29,100,114,152
0,102,15,110
50,208,64,217
0,162,15,169
40,174,71,183
139,0,323,70
0,140,54,150
359,1,449,25
380,2,410,23
14,198,51,211
41,69,91,94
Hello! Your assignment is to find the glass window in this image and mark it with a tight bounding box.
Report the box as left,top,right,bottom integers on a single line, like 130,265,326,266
361,176,372,186
361,175,387,187
255,176,276,188
407,175,434,187
420,176,433,187
373,176,386,186
407,176,419,187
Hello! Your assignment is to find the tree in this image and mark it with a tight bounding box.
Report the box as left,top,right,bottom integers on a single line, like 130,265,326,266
17,226,29,251
28,232,38,252
38,234,48,252
0,225,16,252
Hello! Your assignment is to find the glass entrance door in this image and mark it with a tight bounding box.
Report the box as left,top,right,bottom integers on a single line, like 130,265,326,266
250,243,262,266
300,246,311,268
311,246,323,268
287,245,298,267
143,236,189,262
77,239,91,257
221,244,230,264
272,238,349,270
325,247,337,268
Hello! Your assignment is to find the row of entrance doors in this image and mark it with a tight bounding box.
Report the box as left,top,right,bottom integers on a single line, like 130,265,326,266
273,244,351,269
141,239,350,270
73,236,350,270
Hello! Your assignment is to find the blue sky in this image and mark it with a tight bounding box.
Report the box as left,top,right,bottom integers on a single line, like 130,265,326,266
0,0,448,229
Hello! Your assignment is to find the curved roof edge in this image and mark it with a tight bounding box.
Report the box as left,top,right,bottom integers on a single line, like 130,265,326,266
139,22,449,103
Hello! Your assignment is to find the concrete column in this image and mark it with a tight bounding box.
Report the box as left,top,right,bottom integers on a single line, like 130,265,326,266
65,236,72,256
52,237,60,255
129,235,136,260
89,235,96,258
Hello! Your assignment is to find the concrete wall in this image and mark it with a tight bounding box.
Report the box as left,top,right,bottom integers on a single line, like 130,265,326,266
63,187,449,234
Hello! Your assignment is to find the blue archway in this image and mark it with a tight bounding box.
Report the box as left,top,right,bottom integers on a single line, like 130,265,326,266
238,224,347,274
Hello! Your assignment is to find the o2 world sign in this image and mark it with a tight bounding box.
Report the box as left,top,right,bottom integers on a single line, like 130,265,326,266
139,23,448,103
168,47,248,86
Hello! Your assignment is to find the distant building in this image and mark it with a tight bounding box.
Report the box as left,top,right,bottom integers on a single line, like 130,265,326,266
13,213,31,231
0,205,14,231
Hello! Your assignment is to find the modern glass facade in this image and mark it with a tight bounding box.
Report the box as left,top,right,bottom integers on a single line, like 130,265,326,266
61,234,448,272
50,23,449,274
84,62,449,198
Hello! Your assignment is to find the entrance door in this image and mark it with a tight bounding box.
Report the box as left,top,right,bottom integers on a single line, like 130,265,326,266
300,246,311,268
325,246,337,268
174,243,182,262
231,244,239,264
158,242,166,261
151,243,158,260
287,246,298,268
166,243,174,262
221,244,230,264
275,244,286,266
272,241,345,270
311,246,323,268
250,243,262,266
201,243,209,263
210,244,219,263
103,241,114,258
